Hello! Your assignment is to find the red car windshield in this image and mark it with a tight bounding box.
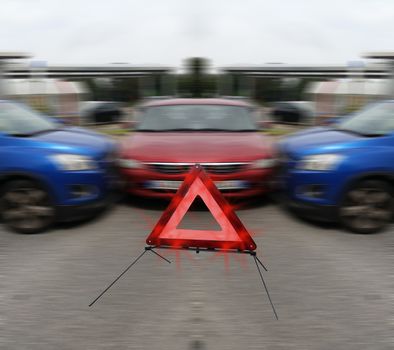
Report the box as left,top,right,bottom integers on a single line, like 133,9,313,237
137,104,257,132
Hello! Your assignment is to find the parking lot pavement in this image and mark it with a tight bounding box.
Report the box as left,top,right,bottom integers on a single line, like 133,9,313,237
1,199,394,350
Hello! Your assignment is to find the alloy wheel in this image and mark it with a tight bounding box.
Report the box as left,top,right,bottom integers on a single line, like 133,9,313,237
1,181,54,234
340,180,393,234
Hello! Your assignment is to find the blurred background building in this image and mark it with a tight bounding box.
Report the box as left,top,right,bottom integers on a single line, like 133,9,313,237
2,51,394,125
0,52,173,124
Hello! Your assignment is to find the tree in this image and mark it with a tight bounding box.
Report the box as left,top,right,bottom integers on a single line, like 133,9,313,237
177,57,217,97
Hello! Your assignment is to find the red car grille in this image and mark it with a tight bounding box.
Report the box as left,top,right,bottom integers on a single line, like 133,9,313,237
145,162,250,174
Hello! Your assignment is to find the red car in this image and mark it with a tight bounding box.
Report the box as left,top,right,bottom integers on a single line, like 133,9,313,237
119,98,276,199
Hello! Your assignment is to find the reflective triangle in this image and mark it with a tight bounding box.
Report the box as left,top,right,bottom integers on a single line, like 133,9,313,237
146,165,257,251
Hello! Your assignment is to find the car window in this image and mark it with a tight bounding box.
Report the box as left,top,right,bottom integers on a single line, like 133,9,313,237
0,102,56,136
339,102,394,136
137,105,257,131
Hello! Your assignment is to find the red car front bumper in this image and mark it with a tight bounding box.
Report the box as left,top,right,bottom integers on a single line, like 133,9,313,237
120,167,276,200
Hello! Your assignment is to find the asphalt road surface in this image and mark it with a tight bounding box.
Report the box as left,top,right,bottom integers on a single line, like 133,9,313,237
1,197,394,350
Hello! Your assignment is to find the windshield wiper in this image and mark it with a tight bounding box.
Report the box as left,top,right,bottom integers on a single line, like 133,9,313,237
138,128,216,132
335,128,386,137
137,129,161,132
195,128,257,132
137,129,183,132
29,128,60,136
9,133,31,137
334,128,365,136
231,129,258,132
138,128,257,132
183,128,226,132
363,133,386,137
9,128,60,138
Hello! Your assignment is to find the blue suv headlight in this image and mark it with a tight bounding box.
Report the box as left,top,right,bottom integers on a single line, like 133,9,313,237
50,154,97,171
297,154,344,171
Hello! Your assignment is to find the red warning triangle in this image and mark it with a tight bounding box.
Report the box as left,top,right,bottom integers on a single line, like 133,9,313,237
146,165,257,251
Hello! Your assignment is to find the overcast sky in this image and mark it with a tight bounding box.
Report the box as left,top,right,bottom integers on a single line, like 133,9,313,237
1,0,394,68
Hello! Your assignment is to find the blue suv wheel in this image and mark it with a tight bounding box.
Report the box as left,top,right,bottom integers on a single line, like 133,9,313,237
0,179,55,234
339,179,393,234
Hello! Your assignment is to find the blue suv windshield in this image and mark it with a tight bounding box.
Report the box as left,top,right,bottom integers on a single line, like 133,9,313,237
0,102,56,136
339,102,394,136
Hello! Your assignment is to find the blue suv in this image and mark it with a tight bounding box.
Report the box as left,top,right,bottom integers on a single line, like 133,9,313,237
0,100,118,233
278,101,394,234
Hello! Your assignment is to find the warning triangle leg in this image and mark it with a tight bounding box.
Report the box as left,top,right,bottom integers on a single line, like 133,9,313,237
255,255,268,272
89,248,171,307
148,246,172,264
253,255,278,320
89,249,148,307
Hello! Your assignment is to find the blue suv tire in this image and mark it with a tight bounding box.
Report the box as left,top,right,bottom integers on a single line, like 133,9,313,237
0,179,55,234
339,179,393,234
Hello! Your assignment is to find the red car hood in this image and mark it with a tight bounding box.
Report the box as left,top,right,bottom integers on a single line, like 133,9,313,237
121,132,273,162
